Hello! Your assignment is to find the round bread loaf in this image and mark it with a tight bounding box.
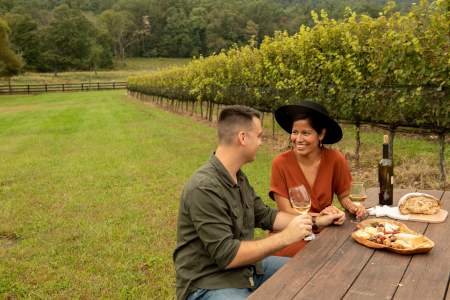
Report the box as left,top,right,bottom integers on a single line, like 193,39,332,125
398,193,440,215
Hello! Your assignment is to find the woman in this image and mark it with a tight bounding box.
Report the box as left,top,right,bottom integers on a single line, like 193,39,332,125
270,99,366,256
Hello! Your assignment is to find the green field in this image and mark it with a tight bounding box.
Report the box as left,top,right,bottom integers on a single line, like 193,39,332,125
0,91,447,298
0,58,191,85
0,90,279,299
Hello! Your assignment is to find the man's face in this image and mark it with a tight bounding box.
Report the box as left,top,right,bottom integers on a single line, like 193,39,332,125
242,117,263,162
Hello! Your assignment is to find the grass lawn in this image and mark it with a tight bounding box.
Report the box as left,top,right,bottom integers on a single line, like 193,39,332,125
0,58,191,85
0,90,447,298
0,90,212,298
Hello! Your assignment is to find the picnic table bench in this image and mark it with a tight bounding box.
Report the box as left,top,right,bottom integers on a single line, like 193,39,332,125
249,188,449,300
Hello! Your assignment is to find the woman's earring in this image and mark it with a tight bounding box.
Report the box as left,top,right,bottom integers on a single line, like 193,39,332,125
319,140,323,148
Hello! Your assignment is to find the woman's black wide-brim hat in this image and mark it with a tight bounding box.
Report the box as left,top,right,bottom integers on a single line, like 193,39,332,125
274,99,343,144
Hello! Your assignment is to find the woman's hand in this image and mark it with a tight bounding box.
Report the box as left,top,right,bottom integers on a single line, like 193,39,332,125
320,206,345,225
353,205,367,218
320,205,341,215
339,196,367,219
317,208,345,226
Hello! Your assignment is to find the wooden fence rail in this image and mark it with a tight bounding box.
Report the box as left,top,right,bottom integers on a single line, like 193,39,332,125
0,82,127,95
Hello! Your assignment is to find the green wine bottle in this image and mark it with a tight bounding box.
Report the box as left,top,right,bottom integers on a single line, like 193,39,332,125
378,135,394,205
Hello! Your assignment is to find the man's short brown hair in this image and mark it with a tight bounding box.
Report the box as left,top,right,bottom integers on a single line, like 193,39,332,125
217,105,261,145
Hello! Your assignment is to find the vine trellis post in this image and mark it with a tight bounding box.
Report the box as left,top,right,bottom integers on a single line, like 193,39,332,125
438,132,446,190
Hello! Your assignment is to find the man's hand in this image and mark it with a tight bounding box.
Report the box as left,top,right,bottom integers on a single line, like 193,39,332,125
320,206,345,225
281,214,312,245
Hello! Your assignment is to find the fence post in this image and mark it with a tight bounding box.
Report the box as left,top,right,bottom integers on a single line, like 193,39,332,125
113,82,115,89
388,126,395,162
45,84,47,92
354,121,361,169
81,83,84,91
97,82,100,90
62,84,65,92
27,85,30,94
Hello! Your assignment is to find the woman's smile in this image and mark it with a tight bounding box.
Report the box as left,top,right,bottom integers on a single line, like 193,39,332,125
293,143,308,151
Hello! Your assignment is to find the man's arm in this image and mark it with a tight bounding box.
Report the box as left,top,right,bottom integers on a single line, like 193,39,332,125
271,210,296,231
227,214,311,269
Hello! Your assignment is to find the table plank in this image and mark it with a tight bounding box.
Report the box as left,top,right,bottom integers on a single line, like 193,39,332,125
446,277,450,300
446,278,450,300
292,237,374,300
393,190,450,300
248,187,380,299
343,189,443,300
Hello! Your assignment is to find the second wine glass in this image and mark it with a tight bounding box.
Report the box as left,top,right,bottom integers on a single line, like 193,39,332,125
349,181,368,223
350,182,367,204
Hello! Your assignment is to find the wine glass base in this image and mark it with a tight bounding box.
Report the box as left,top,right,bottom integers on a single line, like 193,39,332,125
304,233,316,241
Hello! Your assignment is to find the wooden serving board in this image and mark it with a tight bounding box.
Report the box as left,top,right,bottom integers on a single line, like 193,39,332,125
406,209,448,223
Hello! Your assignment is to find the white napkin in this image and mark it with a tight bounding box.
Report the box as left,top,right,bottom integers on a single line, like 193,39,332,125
367,205,410,221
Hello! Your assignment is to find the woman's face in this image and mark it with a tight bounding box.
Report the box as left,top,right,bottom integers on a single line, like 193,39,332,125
290,119,325,157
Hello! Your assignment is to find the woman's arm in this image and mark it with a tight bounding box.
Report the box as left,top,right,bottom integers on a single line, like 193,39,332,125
338,194,367,217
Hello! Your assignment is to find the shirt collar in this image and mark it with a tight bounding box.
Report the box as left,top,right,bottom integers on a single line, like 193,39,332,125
209,153,243,188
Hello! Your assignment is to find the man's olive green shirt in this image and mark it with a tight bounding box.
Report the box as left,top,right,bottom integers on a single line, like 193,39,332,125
173,155,278,300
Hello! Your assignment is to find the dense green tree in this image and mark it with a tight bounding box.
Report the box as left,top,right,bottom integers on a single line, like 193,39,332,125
0,0,14,14
3,13,41,68
38,4,96,73
0,17,23,77
189,7,208,56
158,7,193,57
99,9,150,60
205,8,248,54
243,0,285,43
94,30,114,68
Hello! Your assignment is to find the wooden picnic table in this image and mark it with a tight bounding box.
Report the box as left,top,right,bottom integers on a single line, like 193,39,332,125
249,188,450,300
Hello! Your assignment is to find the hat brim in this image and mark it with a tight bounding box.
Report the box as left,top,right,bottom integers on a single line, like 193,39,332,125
274,105,342,144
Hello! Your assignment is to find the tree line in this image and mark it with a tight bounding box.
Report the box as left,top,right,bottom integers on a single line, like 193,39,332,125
0,0,415,74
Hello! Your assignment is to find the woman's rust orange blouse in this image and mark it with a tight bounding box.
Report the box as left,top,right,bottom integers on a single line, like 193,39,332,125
269,148,352,256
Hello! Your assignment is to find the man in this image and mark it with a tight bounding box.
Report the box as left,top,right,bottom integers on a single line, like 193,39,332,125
174,105,342,300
